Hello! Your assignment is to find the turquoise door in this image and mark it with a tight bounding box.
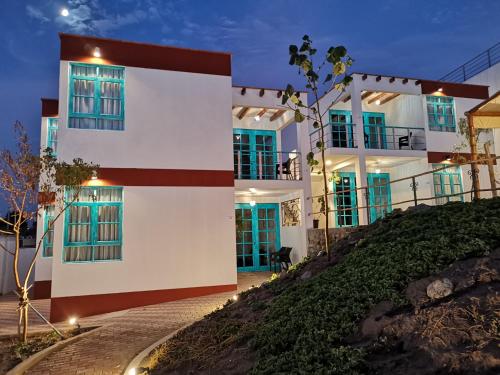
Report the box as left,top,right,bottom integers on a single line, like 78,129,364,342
363,112,386,149
233,129,277,180
333,172,358,227
329,110,355,148
235,203,280,272
367,173,392,223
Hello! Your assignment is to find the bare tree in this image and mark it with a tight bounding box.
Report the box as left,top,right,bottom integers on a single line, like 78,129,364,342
281,35,353,258
0,122,97,343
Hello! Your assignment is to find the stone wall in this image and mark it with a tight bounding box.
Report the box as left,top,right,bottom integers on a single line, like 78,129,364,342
307,227,359,256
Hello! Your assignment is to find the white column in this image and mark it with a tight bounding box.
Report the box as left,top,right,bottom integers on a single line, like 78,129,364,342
354,154,369,225
297,116,314,229
350,78,365,150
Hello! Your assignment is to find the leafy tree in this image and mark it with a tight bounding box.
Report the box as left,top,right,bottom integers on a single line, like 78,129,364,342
281,35,353,257
0,122,97,343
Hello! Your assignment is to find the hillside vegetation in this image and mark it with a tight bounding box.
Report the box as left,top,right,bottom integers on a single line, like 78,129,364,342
150,198,500,374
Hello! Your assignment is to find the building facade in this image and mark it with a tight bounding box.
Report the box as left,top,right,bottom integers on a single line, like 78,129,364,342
34,34,498,322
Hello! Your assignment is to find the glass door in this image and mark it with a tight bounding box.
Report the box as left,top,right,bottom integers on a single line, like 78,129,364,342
432,165,463,204
235,203,280,272
233,129,277,180
363,112,386,149
333,172,358,227
367,173,392,223
329,110,354,148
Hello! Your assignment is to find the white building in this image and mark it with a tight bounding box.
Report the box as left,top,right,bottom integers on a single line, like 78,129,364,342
34,34,498,322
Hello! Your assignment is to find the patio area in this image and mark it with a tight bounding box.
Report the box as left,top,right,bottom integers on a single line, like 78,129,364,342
0,272,271,374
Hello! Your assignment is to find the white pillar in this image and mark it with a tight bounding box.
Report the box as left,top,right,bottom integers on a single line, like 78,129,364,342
350,78,365,151
297,116,314,229
354,154,369,225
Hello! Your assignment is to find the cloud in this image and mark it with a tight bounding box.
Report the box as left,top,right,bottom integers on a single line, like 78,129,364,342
26,5,49,23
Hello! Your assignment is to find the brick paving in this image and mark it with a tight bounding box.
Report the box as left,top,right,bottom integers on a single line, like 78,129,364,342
0,273,270,375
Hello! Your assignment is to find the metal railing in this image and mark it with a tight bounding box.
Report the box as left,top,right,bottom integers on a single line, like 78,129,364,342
310,156,499,227
234,150,302,181
439,42,500,83
309,124,426,152
310,123,358,153
364,125,426,151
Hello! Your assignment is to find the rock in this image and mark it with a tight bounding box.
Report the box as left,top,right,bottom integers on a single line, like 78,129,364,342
300,270,312,280
426,278,453,299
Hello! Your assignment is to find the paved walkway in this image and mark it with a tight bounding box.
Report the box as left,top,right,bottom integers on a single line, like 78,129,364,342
0,273,270,375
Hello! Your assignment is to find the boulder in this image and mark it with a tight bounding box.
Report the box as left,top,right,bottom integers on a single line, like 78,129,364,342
426,278,453,300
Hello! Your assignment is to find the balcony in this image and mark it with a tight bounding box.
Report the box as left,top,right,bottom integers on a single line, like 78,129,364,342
234,150,302,180
310,123,426,152
364,125,426,151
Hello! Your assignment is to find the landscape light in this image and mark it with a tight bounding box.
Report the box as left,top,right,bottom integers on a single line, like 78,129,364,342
68,317,77,325
232,294,238,301
61,8,69,17
93,47,101,58
128,369,137,375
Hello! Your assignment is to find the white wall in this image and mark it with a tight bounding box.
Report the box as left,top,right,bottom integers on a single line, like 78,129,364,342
58,62,233,170
50,186,236,298
1,236,36,295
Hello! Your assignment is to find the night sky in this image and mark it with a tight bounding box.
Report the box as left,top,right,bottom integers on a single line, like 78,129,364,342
0,0,499,213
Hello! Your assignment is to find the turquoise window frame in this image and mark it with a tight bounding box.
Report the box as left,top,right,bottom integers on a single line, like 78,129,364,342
233,129,277,180
328,110,355,148
42,206,55,258
68,63,125,130
367,173,392,223
235,203,281,272
432,164,464,202
363,112,387,149
426,96,456,132
333,172,358,227
63,186,123,263
47,118,58,156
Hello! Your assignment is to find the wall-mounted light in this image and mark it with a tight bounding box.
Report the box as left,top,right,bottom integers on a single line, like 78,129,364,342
375,168,381,174
61,8,69,17
91,170,98,180
437,87,443,92
445,155,452,161
375,99,381,106
249,200,256,206
93,47,101,58
249,188,257,193
325,160,332,166
254,115,261,122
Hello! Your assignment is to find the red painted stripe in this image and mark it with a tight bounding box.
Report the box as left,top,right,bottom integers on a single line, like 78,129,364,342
427,151,497,165
420,80,489,99
33,280,52,300
60,33,232,77
50,284,237,322
41,98,58,117
86,168,235,187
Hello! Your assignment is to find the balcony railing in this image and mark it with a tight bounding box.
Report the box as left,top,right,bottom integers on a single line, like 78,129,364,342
439,42,499,83
310,122,358,153
234,150,302,180
364,125,426,151
309,123,426,152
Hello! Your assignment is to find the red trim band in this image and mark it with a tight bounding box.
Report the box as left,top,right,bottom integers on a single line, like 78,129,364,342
60,33,232,77
50,283,237,322
86,168,235,187
421,80,489,99
33,280,52,300
427,151,497,165
41,98,58,117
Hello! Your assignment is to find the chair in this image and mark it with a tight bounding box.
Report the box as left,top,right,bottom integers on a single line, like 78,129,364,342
276,159,293,180
398,131,413,150
270,247,293,272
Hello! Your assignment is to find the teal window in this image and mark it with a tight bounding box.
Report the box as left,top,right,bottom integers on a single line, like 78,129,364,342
69,63,124,130
333,172,358,227
432,164,463,203
64,187,123,263
427,96,455,132
233,129,277,180
367,173,392,223
329,110,355,148
43,205,55,257
47,118,58,156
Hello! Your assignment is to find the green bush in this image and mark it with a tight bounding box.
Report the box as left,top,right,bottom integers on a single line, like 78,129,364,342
252,199,500,374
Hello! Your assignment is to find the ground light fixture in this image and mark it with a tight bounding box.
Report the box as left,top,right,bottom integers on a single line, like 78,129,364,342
68,317,77,325
60,8,69,17
232,294,239,301
93,47,101,58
